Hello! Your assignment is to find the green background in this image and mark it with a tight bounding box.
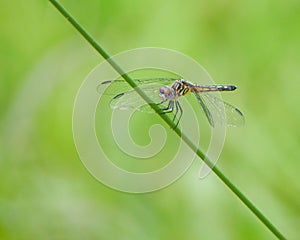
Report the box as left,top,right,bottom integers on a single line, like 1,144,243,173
1,0,299,239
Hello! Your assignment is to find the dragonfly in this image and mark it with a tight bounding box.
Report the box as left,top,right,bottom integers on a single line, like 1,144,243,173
97,78,245,128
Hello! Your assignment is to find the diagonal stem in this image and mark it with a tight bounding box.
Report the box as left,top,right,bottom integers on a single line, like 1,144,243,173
49,1,287,239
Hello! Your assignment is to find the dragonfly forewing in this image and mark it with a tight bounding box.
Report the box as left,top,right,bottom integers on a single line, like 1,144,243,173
97,78,177,95
106,84,168,113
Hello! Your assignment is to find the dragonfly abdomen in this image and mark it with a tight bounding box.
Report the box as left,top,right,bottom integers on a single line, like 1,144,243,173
193,85,236,92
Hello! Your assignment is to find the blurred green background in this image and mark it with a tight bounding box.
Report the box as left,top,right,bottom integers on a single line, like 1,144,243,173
1,0,300,239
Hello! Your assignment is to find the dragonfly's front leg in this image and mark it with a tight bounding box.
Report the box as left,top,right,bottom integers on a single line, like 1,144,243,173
159,100,174,114
157,101,182,129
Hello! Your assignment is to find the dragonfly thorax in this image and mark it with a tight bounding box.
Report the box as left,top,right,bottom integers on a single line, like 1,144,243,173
159,86,177,102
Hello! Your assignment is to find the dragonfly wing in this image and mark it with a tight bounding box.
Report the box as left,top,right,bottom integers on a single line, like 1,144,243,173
192,91,215,127
109,84,165,113
201,93,245,127
97,78,178,95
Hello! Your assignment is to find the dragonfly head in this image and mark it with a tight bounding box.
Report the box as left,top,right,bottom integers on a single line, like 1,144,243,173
159,86,175,101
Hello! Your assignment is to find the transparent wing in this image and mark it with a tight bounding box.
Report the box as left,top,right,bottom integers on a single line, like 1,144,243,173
97,78,178,95
194,92,245,127
97,78,175,113
192,91,215,127
107,84,168,113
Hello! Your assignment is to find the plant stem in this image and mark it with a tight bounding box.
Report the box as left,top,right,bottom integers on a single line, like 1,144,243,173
49,1,287,239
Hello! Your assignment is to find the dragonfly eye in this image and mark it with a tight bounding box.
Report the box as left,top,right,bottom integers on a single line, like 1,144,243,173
159,86,174,101
159,86,171,95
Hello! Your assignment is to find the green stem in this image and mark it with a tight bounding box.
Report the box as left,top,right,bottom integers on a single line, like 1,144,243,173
49,1,287,239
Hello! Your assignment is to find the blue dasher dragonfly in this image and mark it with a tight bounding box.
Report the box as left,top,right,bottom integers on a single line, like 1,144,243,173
97,78,245,128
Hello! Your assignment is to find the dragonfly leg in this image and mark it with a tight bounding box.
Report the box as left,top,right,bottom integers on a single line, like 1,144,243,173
172,101,179,122
156,100,165,106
